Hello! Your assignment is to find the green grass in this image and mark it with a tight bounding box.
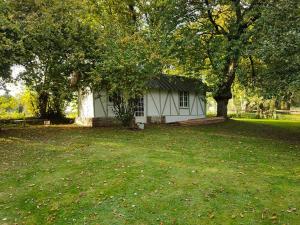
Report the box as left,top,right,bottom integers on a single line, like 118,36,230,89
0,119,299,224
227,113,300,121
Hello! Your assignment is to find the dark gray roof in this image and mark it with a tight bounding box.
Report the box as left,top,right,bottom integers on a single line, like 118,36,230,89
147,75,206,93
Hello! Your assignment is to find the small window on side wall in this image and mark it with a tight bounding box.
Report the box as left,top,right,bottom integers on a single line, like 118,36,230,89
179,91,189,108
135,97,144,117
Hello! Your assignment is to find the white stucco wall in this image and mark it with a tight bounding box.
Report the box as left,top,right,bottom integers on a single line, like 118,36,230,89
78,89,94,118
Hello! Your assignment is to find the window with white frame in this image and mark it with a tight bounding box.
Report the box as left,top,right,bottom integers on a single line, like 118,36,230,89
135,97,144,117
179,91,189,108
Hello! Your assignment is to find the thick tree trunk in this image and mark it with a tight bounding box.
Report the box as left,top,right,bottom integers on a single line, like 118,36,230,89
281,92,292,110
215,98,229,117
38,91,49,119
213,87,232,118
213,88,232,118
51,92,64,119
275,98,281,110
286,102,291,111
213,52,239,118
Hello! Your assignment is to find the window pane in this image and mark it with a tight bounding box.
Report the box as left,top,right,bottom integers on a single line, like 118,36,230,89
179,91,189,108
135,97,144,116
185,92,189,107
179,92,183,107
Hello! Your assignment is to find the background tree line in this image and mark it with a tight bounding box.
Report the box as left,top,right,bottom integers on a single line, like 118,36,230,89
0,0,299,123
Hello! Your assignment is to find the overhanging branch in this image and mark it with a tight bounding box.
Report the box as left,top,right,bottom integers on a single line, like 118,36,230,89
239,0,262,31
204,0,228,36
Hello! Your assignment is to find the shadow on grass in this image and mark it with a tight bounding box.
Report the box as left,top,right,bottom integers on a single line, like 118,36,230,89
1,119,300,146
193,119,300,144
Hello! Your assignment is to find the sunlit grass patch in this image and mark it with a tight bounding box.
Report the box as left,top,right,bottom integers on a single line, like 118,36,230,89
0,119,299,224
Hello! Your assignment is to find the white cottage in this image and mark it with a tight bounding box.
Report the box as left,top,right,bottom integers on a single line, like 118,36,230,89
76,75,206,127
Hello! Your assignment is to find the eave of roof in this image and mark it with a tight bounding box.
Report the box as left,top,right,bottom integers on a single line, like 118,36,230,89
147,74,206,93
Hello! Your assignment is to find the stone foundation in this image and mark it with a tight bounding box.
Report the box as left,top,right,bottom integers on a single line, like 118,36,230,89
92,117,121,127
146,116,166,124
77,116,169,127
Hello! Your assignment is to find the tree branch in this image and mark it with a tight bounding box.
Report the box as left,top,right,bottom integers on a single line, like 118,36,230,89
239,0,262,31
232,0,242,24
239,13,260,32
241,0,259,17
249,55,256,82
204,0,227,35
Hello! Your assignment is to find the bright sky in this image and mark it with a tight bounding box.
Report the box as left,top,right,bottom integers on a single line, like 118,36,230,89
0,65,25,96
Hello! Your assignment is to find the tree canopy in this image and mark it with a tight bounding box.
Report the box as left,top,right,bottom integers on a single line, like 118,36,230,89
153,0,299,116
0,0,299,121
0,0,22,87
244,0,300,102
9,0,100,118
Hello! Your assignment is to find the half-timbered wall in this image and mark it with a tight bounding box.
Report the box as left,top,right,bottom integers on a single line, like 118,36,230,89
146,90,206,123
87,89,206,124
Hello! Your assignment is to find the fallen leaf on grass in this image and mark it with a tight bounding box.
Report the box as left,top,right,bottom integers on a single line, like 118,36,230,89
287,207,297,213
50,202,59,212
270,214,277,220
79,192,86,197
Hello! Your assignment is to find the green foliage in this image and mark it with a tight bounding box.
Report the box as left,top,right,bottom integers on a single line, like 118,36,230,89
0,0,22,87
150,0,268,116
109,93,137,127
154,0,299,116
0,90,39,119
86,1,163,125
7,0,163,122
0,94,18,116
18,89,39,117
2,0,298,119
238,0,300,100
9,0,101,118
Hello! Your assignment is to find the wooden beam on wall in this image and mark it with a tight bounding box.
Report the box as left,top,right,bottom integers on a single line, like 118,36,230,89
190,93,196,116
99,94,108,117
198,96,204,115
149,92,160,115
170,92,180,115
161,91,169,115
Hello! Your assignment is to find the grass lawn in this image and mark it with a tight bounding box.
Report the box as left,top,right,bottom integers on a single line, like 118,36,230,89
0,119,299,224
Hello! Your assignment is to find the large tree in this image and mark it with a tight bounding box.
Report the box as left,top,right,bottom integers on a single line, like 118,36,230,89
87,0,162,126
0,0,22,88
242,0,300,109
156,0,298,117
10,0,100,118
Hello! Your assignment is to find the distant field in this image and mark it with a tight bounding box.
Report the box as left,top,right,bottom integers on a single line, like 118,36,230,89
0,119,299,224
228,113,300,120
277,114,300,120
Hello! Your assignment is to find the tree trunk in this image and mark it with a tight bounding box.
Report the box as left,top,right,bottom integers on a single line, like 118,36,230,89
275,98,281,110
213,85,232,118
215,98,229,117
38,91,49,119
212,47,239,118
52,92,64,119
286,102,291,111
